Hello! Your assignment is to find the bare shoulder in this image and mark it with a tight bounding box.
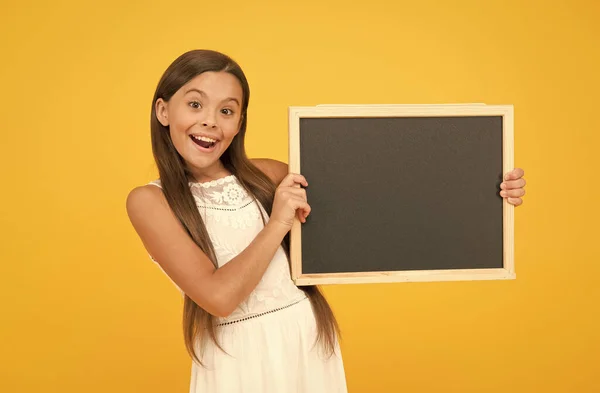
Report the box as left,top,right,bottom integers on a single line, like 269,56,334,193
126,184,167,220
251,158,289,185
125,184,181,237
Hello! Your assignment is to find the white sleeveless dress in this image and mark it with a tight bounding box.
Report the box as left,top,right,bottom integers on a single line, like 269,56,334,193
148,175,347,393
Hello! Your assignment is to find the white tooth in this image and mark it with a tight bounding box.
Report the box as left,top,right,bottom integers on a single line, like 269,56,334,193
193,135,216,143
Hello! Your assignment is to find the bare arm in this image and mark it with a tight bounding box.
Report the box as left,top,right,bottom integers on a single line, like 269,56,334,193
252,158,288,185
126,170,308,318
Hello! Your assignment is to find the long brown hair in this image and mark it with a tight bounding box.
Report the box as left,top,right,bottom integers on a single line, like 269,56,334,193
149,49,340,365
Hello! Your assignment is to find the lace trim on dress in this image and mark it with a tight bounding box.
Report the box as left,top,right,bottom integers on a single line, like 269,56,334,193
190,174,237,189
191,177,248,206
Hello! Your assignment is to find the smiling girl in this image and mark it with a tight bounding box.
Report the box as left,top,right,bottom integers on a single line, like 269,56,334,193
126,49,526,393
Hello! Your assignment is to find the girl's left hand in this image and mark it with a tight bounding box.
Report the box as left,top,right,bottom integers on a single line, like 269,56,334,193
500,168,526,206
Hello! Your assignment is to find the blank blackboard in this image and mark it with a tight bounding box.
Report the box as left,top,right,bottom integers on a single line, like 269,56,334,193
288,104,515,285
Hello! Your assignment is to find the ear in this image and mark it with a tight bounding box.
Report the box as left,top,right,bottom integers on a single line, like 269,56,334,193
155,98,169,127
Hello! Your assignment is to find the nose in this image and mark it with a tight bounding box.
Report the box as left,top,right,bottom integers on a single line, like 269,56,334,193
200,111,217,129
201,120,217,128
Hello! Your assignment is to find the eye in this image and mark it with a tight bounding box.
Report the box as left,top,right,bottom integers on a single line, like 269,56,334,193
221,108,234,115
188,101,201,109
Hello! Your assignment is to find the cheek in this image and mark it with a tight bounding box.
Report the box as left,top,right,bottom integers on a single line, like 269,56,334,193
222,118,241,140
168,116,196,152
170,116,195,135
168,107,196,132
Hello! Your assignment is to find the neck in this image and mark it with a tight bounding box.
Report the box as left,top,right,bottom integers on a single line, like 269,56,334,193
188,161,231,183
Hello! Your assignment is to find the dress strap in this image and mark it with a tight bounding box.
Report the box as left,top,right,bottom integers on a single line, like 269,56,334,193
147,180,162,189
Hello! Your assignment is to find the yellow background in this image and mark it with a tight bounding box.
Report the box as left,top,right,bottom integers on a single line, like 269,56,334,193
1,0,598,392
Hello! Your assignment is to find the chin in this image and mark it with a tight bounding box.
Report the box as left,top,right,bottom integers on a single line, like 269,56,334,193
186,150,223,171
188,157,219,170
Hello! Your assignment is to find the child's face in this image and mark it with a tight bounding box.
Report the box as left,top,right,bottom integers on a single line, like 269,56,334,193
156,71,244,178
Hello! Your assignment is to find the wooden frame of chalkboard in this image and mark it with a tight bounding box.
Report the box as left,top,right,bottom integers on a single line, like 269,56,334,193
288,104,515,285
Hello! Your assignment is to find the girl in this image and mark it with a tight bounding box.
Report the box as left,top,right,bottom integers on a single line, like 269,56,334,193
126,49,527,393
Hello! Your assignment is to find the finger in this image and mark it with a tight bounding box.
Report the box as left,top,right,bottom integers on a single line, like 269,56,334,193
500,188,526,198
293,205,311,223
301,203,312,219
279,173,308,188
280,187,307,200
508,197,523,206
501,178,526,190
288,196,311,217
296,208,310,223
504,168,525,181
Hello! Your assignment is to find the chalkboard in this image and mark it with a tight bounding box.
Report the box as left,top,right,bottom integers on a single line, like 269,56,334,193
287,104,515,285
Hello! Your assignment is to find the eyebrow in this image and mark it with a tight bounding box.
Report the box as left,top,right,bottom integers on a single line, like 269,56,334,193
184,88,240,106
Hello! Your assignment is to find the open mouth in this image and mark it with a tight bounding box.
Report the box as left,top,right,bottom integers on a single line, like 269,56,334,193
190,134,218,149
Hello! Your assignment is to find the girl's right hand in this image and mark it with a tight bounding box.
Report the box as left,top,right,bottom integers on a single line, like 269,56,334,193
270,173,311,230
